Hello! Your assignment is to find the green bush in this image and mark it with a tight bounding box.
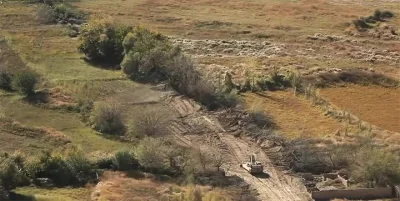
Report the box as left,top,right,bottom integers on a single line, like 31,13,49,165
121,27,172,78
64,150,94,185
11,70,39,96
121,29,225,109
35,154,74,187
28,151,96,187
134,137,169,173
0,153,27,192
381,10,395,19
36,2,84,24
78,19,132,65
353,18,372,30
89,101,125,135
216,89,240,108
122,27,170,55
351,147,400,187
374,9,395,21
54,3,83,20
112,151,138,171
352,10,394,30
0,71,12,90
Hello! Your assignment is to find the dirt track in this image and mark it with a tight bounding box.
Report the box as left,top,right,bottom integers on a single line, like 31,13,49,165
221,134,308,201
166,95,310,201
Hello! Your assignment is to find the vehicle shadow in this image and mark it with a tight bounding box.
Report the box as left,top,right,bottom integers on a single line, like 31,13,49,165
252,172,270,179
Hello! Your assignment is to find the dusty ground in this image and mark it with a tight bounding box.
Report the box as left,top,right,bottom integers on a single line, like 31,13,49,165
320,85,400,133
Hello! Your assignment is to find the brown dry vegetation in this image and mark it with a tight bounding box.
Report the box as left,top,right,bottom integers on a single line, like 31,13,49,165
320,85,400,133
243,91,346,138
0,118,71,154
73,0,399,40
92,171,237,201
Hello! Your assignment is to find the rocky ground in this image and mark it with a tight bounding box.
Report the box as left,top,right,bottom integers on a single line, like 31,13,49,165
172,32,400,86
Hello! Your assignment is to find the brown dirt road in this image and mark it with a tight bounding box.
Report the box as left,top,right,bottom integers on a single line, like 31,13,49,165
166,95,310,201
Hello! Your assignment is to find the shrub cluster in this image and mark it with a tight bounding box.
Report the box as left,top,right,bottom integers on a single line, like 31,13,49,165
0,69,40,97
120,27,236,109
26,151,95,187
285,137,400,187
0,139,199,198
239,70,291,93
0,150,132,199
36,2,84,25
353,9,395,30
78,21,239,109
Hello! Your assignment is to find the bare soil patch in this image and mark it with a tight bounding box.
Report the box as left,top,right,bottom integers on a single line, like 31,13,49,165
320,85,400,133
243,91,344,138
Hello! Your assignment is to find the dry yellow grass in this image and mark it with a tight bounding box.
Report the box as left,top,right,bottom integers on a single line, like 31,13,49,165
320,85,400,133
72,0,400,41
243,90,346,138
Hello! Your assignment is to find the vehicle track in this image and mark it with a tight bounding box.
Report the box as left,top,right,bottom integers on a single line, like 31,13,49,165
166,96,309,201
220,133,305,201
